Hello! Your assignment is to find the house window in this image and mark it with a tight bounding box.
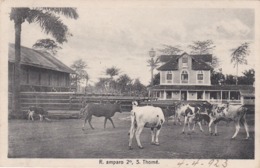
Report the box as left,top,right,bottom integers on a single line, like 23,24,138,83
181,70,188,83
197,71,203,83
182,55,188,67
166,71,173,83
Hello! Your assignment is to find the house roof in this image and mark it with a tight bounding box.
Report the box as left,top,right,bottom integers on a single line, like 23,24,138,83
191,56,213,70
157,58,179,70
151,85,254,92
157,53,213,71
160,54,212,63
8,43,74,74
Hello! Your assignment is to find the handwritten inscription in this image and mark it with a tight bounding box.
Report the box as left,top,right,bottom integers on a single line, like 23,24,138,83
177,159,228,168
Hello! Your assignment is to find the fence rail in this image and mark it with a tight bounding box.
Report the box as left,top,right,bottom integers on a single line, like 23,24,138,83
9,92,150,113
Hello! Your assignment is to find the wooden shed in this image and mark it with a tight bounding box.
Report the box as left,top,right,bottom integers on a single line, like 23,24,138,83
8,44,75,92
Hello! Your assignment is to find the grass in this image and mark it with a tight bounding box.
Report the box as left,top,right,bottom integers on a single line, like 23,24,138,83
8,112,254,159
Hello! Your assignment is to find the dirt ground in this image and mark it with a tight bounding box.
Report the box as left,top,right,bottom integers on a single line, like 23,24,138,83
8,112,254,159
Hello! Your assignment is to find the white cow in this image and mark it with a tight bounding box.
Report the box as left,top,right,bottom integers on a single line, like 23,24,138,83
208,103,249,139
128,101,165,150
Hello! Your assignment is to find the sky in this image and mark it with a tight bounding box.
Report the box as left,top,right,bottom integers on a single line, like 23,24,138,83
8,7,255,85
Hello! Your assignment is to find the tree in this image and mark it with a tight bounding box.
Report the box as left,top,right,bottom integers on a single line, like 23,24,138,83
211,70,225,85
116,74,132,94
106,66,120,79
158,44,182,55
188,40,219,68
70,59,88,91
230,42,250,85
153,73,160,86
188,40,216,54
238,69,255,85
132,78,147,96
10,8,78,115
225,75,237,85
32,38,62,55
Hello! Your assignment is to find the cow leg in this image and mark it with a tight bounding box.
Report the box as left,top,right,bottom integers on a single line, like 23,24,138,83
108,117,115,128
192,121,196,132
154,126,162,145
232,121,240,139
128,121,136,150
241,116,250,139
178,117,182,125
182,116,187,133
151,127,156,144
39,114,43,121
187,117,193,134
208,119,214,135
197,121,204,132
135,125,144,149
214,124,218,136
82,116,89,130
88,116,94,129
104,118,107,129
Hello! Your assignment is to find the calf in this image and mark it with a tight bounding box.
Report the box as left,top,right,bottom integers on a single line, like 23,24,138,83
208,103,249,139
27,106,49,121
128,101,165,150
181,104,203,134
81,102,122,130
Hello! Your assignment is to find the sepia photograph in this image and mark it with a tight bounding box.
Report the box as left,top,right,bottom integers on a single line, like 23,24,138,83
0,0,259,167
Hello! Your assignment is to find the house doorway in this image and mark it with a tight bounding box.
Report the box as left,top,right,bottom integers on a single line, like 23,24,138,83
181,91,187,100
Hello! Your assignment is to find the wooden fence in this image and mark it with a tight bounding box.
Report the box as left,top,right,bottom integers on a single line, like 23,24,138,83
9,92,150,113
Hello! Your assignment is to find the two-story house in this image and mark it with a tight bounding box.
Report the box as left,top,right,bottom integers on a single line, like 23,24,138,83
150,52,254,105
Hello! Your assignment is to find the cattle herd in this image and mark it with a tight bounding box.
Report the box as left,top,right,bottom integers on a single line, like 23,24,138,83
27,100,250,150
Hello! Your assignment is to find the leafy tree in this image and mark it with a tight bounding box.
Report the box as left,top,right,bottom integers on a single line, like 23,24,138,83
153,73,160,86
70,59,88,91
132,78,147,96
211,70,225,85
116,74,132,94
188,40,216,54
158,44,182,55
32,38,62,55
106,66,120,79
238,69,255,85
230,42,250,85
225,75,236,85
10,7,78,114
188,40,219,68
95,78,111,93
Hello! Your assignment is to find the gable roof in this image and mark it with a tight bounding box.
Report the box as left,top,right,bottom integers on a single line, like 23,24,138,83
160,54,212,63
8,43,74,74
191,56,213,70
157,53,213,71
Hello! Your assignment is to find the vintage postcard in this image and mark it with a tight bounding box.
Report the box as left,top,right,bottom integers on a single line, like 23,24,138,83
0,0,259,167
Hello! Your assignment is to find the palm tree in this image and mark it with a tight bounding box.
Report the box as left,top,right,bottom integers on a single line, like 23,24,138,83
230,42,250,85
10,8,78,115
106,66,120,79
